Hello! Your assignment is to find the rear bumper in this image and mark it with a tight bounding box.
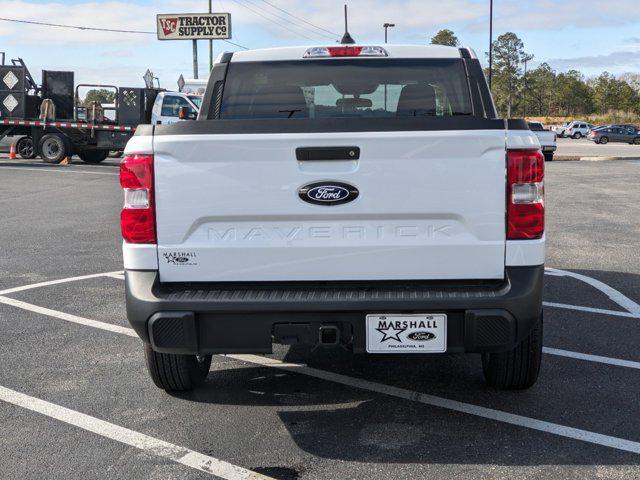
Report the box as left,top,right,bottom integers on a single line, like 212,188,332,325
125,266,544,355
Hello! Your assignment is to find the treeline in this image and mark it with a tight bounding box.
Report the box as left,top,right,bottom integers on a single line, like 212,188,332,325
431,30,640,120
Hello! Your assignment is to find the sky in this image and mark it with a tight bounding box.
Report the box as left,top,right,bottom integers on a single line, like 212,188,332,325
1,0,640,89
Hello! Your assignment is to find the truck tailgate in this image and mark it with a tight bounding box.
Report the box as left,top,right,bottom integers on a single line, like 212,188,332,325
153,130,507,282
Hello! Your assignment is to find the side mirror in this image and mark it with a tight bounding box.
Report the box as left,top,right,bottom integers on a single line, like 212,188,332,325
179,106,197,121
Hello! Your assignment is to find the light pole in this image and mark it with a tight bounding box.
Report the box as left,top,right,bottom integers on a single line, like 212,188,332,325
383,23,395,112
383,23,395,44
489,0,493,89
522,53,534,118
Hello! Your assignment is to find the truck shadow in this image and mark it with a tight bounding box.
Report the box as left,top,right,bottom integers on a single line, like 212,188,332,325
178,268,640,467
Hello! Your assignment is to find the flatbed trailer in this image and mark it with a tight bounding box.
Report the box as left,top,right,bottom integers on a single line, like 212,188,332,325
1,56,157,163
0,119,135,163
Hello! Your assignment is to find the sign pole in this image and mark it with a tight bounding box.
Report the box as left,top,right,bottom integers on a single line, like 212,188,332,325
209,0,214,71
192,39,198,79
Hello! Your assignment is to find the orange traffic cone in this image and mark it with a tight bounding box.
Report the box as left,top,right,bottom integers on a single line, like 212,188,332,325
8,143,17,160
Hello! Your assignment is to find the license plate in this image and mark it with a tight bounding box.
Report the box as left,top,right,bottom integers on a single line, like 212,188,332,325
366,314,447,353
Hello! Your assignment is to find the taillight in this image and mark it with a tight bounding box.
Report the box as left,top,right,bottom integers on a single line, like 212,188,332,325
303,46,388,58
507,149,544,240
120,154,156,244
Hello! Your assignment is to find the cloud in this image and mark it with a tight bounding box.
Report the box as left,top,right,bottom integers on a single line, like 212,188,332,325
3,0,640,47
481,0,640,31
546,51,640,72
0,0,486,49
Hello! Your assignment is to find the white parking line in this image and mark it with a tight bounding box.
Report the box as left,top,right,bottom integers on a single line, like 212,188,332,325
0,296,136,337
0,271,124,296
102,272,125,280
543,301,640,318
543,347,640,370
546,268,640,315
230,354,640,455
0,166,118,176
0,385,274,480
2,295,640,457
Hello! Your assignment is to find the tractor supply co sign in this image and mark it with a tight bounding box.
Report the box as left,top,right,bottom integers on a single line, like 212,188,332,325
157,13,231,40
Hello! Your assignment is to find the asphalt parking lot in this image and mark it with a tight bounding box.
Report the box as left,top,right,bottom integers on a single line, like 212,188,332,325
1,154,640,479
556,137,640,159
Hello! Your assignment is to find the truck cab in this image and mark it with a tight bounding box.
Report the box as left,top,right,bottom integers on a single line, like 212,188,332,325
150,91,200,125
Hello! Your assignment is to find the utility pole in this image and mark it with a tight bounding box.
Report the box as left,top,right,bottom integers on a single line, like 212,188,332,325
192,40,198,79
209,0,214,71
489,0,493,89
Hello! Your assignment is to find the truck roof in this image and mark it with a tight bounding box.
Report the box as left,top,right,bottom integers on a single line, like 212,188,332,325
228,44,475,63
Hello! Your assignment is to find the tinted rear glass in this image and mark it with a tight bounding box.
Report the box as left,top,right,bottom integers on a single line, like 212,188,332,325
219,59,473,120
528,122,544,131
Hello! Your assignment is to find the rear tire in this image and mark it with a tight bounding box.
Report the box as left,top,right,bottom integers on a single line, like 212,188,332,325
633,138,640,145
38,133,71,164
78,149,109,163
144,344,212,392
482,314,543,390
572,132,582,139
599,136,609,145
544,152,554,162
16,136,36,159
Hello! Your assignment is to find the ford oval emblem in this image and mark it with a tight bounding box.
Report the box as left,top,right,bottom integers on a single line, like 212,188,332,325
298,182,359,206
407,331,436,341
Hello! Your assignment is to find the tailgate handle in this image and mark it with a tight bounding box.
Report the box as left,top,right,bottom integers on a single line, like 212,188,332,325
296,146,360,161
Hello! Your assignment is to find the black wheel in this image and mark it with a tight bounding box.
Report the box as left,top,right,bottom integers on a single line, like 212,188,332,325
78,150,109,163
16,137,36,159
599,136,609,145
572,132,582,139
144,344,212,392
544,152,554,162
482,314,543,390
633,138,640,145
38,133,71,164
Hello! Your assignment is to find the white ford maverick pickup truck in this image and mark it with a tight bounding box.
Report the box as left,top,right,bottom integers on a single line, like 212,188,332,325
121,44,545,392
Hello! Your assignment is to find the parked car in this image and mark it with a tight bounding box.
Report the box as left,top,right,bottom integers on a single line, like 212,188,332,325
565,121,593,139
121,44,545,393
0,134,37,158
528,121,557,161
588,125,640,144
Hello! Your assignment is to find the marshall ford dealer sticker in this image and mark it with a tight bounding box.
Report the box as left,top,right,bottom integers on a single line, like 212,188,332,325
366,314,447,353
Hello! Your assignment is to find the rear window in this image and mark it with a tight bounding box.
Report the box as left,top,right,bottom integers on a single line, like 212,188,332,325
528,122,544,131
219,59,473,120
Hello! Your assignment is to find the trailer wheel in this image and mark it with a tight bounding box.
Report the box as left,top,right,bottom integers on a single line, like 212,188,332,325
16,137,37,159
78,150,109,164
39,134,71,164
